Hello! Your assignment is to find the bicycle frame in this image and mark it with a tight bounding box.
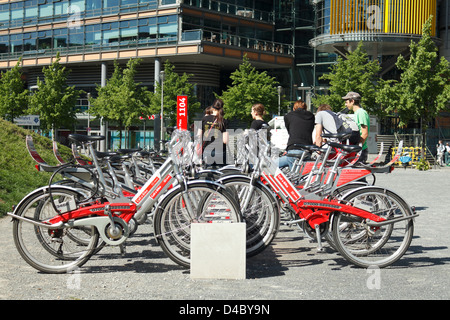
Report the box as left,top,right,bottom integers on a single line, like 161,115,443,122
254,134,404,232
11,131,208,246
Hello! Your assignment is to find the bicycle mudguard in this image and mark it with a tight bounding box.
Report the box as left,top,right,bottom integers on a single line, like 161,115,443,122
155,179,229,206
217,174,280,205
337,185,417,218
297,198,387,225
8,184,88,219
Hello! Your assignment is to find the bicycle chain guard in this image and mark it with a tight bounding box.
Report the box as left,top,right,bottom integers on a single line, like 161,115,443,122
68,216,130,245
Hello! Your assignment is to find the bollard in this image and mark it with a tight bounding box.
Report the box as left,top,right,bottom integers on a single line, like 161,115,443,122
190,222,246,280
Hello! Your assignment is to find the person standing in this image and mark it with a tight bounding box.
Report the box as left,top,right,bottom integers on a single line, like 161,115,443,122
436,140,445,166
278,99,315,169
200,99,229,166
445,143,450,166
250,103,268,130
343,92,370,163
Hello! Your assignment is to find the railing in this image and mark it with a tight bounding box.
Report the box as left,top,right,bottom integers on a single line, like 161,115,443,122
0,2,160,30
182,0,274,23
0,37,178,61
181,29,293,55
0,28,292,61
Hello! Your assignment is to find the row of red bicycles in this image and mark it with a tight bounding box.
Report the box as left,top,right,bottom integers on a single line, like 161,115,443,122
7,128,418,273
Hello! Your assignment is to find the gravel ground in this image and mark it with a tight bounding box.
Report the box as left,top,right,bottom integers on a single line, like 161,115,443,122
1,167,449,305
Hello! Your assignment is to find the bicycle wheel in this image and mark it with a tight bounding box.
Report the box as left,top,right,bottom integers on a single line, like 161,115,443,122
12,187,99,274
218,175,280,257
332,187,414,268
325,182,369,250
153,181,241,268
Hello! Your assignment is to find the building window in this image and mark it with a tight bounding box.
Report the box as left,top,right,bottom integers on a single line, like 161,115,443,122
102,22,120,45
86,24,102,45
10,34,23,53
24,32,38,52
0,5,9,25
54,28,68,49
39,2,53,18
24,0,38,17
38,30,52,50
11,2,24,21
105,0,120,8
69,26,85,47
0,35,8,54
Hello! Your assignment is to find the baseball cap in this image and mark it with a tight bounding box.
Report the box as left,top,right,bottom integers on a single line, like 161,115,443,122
342,92,361,100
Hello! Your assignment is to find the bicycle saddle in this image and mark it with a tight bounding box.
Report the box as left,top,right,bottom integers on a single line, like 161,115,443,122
322,132,352,141
108,154,132,162
69,133,105,143
94,150,119,159
327,142,362,153
118,148,142,154
291,144,327,154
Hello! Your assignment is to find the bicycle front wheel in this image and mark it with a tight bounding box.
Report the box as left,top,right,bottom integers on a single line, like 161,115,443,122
332,187,414,268
218,175,280,257
12,187,99,274
153,181,241,268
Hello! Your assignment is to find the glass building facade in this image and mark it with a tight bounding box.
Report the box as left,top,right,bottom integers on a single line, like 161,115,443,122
310,0,438,69
0,0,447,148
0,0,296,149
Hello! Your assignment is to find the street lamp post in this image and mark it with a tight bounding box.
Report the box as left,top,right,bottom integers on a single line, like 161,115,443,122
277,85,282,115
87,93,91,136
160,70,165,151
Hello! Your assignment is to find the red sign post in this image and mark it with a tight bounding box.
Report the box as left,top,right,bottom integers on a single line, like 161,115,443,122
177,95,188,130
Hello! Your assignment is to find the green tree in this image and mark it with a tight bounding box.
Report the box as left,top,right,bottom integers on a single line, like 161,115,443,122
379,16,450,134
90,58,152,148
0,59,29,122
148,61,201,126
28,53,82,140
313,42,383,117
218,56,282,123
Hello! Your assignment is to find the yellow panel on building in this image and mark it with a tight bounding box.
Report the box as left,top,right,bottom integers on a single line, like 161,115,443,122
330,0,436,36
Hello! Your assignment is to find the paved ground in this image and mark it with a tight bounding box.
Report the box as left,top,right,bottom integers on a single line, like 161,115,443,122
1,166,449,306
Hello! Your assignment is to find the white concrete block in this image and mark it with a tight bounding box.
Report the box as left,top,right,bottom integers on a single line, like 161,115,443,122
190,222,246,280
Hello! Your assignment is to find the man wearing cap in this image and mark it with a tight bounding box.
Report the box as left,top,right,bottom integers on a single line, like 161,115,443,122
343,92,370,163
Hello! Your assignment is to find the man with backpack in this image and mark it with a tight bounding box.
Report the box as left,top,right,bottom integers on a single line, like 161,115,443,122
314,104,359,147
343,92,370,163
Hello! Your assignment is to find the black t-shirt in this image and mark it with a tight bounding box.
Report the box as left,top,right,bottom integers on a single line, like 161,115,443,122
250,119,270,141
201,114,228,150
284,109,315,151
250,119,268,130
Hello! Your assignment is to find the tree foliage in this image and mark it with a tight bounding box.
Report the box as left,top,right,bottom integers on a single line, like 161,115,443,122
28,53,82,137
379,17,450,129
148,60,201,126
218,56,283,123
90,58,151,132
0,58,29,122
313,42,383,117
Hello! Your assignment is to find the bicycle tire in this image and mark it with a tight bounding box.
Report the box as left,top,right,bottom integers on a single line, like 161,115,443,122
217,175,280,257
332,186,414,268
12,186,99,274
153,181,241,268
324,182,369,250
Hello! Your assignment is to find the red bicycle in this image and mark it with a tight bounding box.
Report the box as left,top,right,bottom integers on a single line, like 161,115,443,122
9,130,242,273
241,130,418,268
